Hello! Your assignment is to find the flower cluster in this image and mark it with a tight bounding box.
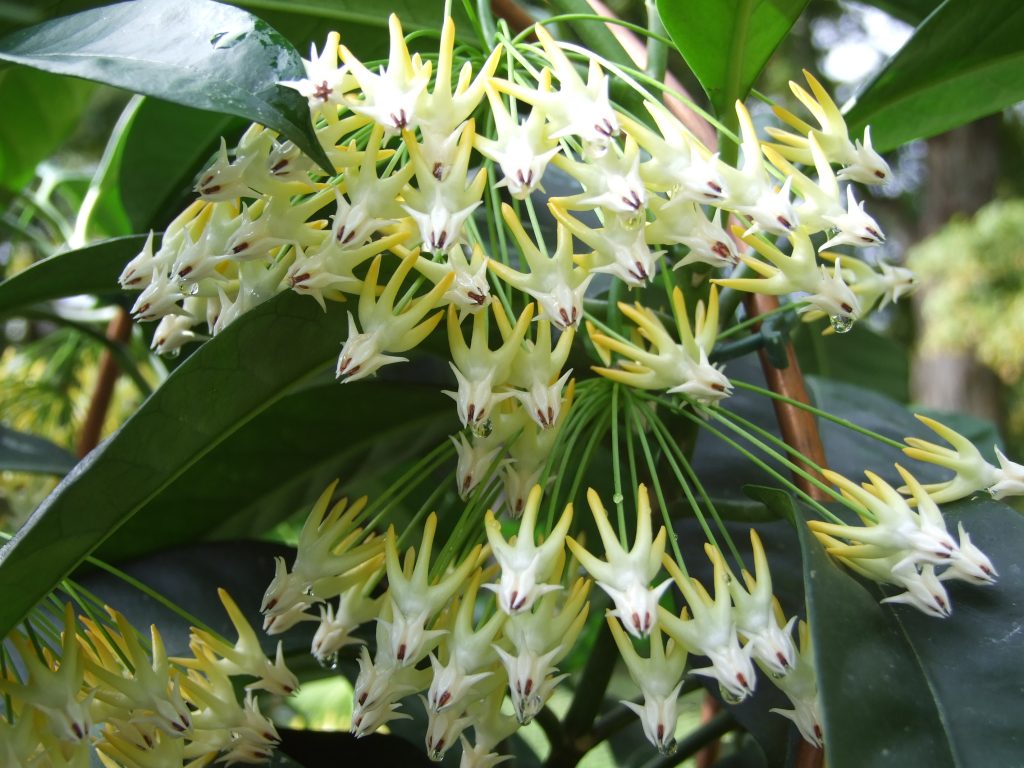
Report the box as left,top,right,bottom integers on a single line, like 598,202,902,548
119,15,909,441
810,463,997,617
105,11,1018,764
1,595,291,766
263,482,822,759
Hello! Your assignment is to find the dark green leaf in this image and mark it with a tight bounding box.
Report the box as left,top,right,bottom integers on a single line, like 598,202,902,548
0,236,142,317
0,235,142,315
97,378,456,562
794,496,1024,767
0,425,76,474
0,291,349,638
0,65,94,190
793,324,909,403
657,0,810,116
0,0,333,173
75,539,303,656
805,375,953,489
846,0,1024,151
117,99,244,231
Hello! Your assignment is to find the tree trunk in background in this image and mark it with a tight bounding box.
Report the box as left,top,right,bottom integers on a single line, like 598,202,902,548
910,116,1003,424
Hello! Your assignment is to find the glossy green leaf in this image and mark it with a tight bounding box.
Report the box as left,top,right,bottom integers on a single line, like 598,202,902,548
657,0,810,116
0,65,94,190
0,291,349,638
0,426,76,474
794,496,1024,767
97,378,456,563
0,235,143,315
0,0,333,173
846,0,1024,152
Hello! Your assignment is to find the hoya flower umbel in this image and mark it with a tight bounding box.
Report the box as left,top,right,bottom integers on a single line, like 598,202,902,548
903,413,1024,503
619,102,727,203
659,552,758,703
488,205,592,330
484,484,573,615
382,513,483,665
552,134,647,216
608,619,688,754
336,252,454,381
402,121,487,253
716,227,861,323
496,577,591,724
444,302,534,427
280,31,351,108
475,86,559,200
589,286,732,405
567,485,671,637
766,70,891,185
552,203,662,286
339,14,432,133
722,533,797,676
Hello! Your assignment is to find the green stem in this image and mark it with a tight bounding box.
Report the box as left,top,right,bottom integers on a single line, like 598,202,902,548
630,399,687,573
671,405,838,522
475,0,496,46
611,384,626,546
733,380,906,449
717,300,806,340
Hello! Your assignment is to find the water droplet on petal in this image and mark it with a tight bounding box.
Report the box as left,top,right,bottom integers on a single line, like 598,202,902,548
719,683,744,705
472,418,493,438
829,314,854,333
657,737,678,756
315,652,339,670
